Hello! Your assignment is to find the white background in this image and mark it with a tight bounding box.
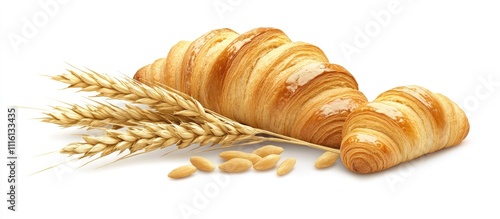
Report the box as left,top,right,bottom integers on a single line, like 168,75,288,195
1,0,499,218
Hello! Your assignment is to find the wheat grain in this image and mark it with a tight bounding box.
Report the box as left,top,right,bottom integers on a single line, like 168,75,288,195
253,154,281,171
276,158,296,176
219,151,262,164
314,151,339,169
168,165,197,179
252,145,284,157
190,156,215,172
218,158,253,173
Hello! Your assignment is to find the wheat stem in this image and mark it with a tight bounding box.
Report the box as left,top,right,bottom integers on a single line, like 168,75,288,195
207,108,339,153
257,129,339,153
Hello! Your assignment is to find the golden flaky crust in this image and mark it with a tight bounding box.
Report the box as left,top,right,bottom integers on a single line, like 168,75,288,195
340,85,470,173
133,27,367,148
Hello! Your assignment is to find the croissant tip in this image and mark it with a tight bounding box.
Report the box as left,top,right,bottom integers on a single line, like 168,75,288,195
348,158,373,174
133,66,149,82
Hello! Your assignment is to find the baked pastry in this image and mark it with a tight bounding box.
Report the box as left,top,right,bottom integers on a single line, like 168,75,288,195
134,27,368,148
340,85,470,173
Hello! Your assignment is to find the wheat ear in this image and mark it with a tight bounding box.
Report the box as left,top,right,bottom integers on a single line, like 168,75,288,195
61,121,264,159
52,69,208,121
43,102,180,129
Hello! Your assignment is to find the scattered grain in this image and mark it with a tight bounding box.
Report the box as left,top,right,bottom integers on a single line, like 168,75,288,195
314,151,339,169
190,156,215,172
276,158,296,176
253,154,281,171
168,165,196,179
252,145,284,157
219,150,262,164
218,158,253,173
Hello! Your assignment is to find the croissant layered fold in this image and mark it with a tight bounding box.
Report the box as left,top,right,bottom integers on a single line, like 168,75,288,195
134,27,368,148
340,85,470,173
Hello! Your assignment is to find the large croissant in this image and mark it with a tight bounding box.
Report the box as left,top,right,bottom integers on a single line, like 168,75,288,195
341,85,470,173
134,27,368,148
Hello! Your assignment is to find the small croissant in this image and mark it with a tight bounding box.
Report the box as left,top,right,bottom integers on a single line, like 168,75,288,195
340,85,470,173
134,27,367,148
